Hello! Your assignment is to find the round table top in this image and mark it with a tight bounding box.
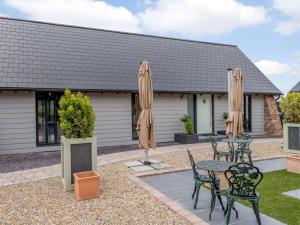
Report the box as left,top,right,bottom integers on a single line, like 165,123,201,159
222,138,251,144
196,160,234,172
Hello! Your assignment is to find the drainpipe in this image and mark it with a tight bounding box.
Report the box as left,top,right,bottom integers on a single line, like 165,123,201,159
227,68,233,112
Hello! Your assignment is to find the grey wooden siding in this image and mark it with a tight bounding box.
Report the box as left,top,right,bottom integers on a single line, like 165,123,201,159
0,91,266,155
89,93,187,146
0,91,58,154
88,93,134,147
153,94,187,142
214,94,228,132
251,95,265,135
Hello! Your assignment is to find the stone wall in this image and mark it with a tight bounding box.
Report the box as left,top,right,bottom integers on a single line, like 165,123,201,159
264,96,283,136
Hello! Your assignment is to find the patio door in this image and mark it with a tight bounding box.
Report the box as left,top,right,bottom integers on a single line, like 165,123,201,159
196,94,212,134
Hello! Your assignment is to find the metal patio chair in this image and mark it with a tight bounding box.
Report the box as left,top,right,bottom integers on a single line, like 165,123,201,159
187,150,220,209
236,133,253,164
210,137,231,161
224,162,263,225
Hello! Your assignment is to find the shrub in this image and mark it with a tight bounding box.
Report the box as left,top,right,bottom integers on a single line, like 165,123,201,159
58,89,95,138
280,92,300,123
180,114,194,135
185,117,194,135
223,112,228,120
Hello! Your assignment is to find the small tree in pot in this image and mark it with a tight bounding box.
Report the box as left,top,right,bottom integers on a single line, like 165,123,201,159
175,115,198,144
280,92,300,173
59,89,97,191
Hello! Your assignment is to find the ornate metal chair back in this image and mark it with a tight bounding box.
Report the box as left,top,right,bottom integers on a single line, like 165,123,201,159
225,162,263,198
187,150,199,179
210,137,218,154
238,133,252,150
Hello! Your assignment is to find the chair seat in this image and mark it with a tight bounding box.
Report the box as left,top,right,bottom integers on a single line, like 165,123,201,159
217,151,232,156
195,174,220,183
226,190,260,200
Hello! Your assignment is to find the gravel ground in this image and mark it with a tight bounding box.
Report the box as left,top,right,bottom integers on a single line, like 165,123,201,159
0,141,283,225
0,142,178,173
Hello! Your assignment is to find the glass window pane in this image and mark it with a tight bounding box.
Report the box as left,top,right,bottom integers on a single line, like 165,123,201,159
47,100,56,143
132,94,141,140
37,99,46,143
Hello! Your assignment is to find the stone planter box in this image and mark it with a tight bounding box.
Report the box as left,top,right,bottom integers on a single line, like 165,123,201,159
61,136,97,191
283,123,300,154
287,156,300,174
175,133,198,144
74,171,100,200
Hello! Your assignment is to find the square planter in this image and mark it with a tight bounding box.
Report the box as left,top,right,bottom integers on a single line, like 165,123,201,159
74,171,100,200
61,136,97,191
283,123,300,154
175,133,199,144
287,156,300,174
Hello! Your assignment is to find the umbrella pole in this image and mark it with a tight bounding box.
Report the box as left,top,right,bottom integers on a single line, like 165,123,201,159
144,148,151,165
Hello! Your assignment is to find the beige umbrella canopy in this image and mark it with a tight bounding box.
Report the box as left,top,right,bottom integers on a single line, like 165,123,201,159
136,61,156,163
226,68,244,137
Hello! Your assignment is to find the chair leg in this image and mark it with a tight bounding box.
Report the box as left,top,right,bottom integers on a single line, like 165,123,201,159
213,154,216,160
215,182,225,210
193,184,201,209
225,155,228,162
192,183,196,199
251,199,262,225
209,185,216,220
225,197,234,225
232,204,239,219
248,152,253,164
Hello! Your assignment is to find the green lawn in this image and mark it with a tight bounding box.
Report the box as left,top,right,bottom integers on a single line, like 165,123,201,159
239,170,300,225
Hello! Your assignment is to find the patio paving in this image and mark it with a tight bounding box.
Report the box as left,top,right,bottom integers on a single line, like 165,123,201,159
282,189,300,201
141,158,287,225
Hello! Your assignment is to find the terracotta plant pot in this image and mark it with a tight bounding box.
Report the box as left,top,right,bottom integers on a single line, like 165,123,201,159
74,171,100,200
287,156,300,174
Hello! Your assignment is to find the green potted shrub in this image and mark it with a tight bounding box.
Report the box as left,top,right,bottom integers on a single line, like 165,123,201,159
280,92,300,174
216,112,228,135
175,115,198,144
59,89,98,191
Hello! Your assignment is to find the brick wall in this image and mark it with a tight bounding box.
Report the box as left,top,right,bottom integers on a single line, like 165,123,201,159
264,96,283,136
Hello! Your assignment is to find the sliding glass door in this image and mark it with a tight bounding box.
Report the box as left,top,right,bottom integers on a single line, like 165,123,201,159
36,92,62,145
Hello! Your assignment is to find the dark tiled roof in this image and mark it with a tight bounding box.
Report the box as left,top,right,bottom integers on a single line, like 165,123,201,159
0,17,281,94
290,81,300,92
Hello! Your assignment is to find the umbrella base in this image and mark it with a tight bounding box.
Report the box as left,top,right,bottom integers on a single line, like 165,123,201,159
143,160,151,165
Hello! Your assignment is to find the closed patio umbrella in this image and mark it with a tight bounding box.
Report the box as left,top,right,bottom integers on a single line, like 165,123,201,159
226,68,244,137
136,60,156,165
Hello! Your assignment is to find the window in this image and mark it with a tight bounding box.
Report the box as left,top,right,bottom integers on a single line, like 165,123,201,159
36,92,62,145
243,95,252,132
131,93,141,140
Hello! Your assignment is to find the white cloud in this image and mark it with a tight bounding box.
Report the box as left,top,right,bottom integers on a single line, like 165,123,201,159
255,58,300,93
138,0,267,36
273,0,300,35
255,60,291,76
4,0,140,32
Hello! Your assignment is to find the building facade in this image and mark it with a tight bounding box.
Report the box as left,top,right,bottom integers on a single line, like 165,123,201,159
0,17,282,154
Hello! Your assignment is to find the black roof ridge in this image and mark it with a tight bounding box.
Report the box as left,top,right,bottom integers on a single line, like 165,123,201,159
0,16,238,48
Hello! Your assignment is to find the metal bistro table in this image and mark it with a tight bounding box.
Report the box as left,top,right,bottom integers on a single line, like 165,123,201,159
196,160,234,220
222,137,251,162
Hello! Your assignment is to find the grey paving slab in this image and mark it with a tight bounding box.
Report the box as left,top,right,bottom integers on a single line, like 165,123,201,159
124,161,143,167
141,158,287,225
253,158,287,172
151,162,171,170
130,165,154,172
282,189,300,200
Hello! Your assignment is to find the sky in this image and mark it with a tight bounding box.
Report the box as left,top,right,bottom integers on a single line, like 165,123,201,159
0,0,299,94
